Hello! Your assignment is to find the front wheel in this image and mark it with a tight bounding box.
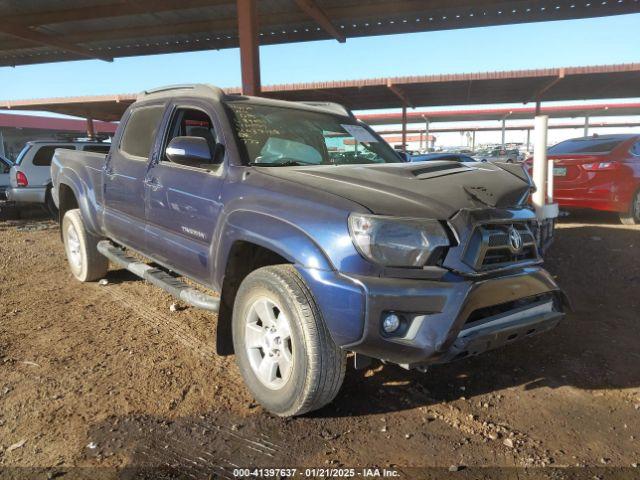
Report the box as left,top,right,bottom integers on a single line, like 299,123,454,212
62,209,109,282
619,191,640,225
232,265,346,417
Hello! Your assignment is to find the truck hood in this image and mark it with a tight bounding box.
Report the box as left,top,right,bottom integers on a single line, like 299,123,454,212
258,161,532,219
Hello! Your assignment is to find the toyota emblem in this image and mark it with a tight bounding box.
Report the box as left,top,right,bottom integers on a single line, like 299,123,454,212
508,227,523,253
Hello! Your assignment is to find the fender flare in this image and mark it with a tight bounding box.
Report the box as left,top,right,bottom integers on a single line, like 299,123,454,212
56,172,101,236
213,209,335,286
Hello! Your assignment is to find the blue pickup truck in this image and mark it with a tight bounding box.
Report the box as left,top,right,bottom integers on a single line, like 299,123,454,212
51,84,567,417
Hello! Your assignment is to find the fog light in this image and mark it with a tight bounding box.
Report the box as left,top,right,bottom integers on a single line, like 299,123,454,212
382,313,401,334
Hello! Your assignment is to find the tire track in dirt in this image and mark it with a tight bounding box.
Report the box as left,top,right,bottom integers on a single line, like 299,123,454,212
88,283,218,363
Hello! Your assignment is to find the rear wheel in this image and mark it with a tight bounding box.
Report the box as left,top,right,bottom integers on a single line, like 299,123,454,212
62,209,108,282
232,265,346,417
619,191,640,225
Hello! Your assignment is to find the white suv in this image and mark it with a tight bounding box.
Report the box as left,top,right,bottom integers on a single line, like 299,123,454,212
8,141,111,215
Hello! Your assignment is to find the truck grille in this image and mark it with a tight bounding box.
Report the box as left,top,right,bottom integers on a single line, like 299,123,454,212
463,222,538,271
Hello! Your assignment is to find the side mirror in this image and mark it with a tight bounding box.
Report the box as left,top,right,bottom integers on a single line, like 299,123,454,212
165,136,214,167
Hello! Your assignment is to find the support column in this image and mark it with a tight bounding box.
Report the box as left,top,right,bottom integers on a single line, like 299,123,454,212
532,115,549,215
401,105,407,152
501,118,506,147
419,131,424,150
237,0,261,96
423,117,430,152
86,117,95,138
472,131,476,152
547,158,554,204
526,129,531,154
584,115,590,137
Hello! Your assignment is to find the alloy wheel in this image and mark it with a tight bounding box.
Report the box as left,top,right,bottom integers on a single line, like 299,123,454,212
244,297,294,390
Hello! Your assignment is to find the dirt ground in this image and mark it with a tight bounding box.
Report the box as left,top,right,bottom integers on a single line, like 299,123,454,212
1,206,639,479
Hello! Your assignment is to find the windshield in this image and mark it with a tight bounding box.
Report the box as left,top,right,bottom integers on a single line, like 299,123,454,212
225,101,402,166
548,137,626,155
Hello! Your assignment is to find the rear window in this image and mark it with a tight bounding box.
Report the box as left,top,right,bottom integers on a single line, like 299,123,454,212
32,146,74,166
14,145,30,165
120,106,165,158
548,138,626,155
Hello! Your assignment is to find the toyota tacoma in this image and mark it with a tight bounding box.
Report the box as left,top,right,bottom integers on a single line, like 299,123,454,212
51,84,567,417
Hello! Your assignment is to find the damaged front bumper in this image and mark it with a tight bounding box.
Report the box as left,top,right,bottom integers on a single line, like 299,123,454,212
300,265,568,367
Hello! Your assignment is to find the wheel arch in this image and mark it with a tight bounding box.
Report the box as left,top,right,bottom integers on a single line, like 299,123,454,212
56,174,101,236
215,239,292,356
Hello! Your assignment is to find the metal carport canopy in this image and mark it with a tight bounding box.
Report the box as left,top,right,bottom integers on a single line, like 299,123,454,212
2,63,640,122
1,1,639,67
360,101,640,125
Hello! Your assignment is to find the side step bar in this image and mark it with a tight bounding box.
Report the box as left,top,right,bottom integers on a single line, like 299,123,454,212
97,240,220,312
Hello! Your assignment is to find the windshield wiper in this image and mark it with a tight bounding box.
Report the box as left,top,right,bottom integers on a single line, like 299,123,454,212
249,160,319,167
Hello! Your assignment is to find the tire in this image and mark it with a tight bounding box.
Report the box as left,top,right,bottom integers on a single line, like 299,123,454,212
619,190,640,225
232,265,346,417
45,186,58,220
62,209,109,282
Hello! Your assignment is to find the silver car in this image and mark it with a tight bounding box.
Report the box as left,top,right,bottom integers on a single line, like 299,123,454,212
473,147,522,163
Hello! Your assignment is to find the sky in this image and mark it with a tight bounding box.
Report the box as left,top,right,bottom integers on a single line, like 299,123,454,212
1,13,639,147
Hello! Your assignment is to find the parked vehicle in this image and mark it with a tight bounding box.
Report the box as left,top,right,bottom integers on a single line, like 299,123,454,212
8,140,111,216
411,152,478,163
51,85,567,417
541,134,640,224
474,147,521,163
0,154,12,200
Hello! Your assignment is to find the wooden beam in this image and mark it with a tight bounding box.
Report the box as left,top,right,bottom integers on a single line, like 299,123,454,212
237,0,261,96
292,0,345,42
0,24,112,62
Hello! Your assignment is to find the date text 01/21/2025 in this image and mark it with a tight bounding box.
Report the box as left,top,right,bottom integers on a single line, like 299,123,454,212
232,467,400,477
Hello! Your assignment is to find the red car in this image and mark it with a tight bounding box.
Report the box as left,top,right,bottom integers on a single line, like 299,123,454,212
529,134,640,224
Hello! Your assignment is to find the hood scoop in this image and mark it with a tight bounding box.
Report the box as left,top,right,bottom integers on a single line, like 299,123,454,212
410,162,472,179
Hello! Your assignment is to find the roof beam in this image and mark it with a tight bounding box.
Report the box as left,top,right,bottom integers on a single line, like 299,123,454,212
387,82,414,109
0,24,112,62
0,1,489,51
4,0,230,26
292,0,345,43
525,68,565,104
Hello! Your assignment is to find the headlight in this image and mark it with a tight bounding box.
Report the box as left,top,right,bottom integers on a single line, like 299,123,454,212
348,213,450,268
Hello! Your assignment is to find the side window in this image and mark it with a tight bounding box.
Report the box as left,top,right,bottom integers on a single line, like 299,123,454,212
120,105,165,159
32,146,59,166
631,141,640,157
162,107,219,166
83,145,111,154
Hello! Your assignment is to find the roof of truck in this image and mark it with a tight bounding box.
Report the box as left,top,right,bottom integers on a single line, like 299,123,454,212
136,83,355,118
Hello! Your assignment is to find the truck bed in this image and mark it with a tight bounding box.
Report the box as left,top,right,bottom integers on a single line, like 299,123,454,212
51,148,109,216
